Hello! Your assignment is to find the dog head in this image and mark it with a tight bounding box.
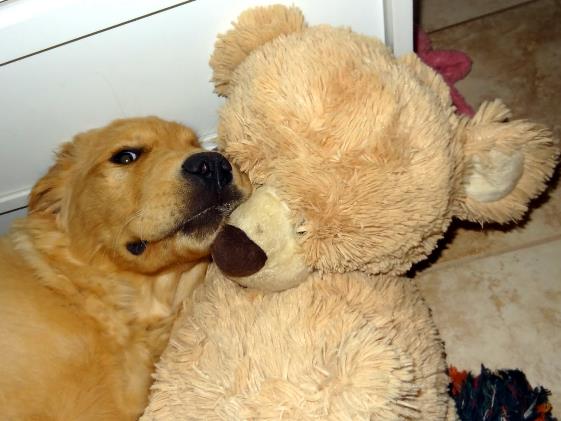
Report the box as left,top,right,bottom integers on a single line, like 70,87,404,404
28,117,251,273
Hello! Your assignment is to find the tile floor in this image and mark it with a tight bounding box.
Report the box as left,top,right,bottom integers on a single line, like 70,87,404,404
417,0,561,413
418,0,532,31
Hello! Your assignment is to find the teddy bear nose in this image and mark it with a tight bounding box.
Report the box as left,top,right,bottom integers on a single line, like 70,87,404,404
182,152,233,190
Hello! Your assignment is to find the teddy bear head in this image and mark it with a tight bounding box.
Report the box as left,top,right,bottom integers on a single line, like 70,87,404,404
209,5,559,291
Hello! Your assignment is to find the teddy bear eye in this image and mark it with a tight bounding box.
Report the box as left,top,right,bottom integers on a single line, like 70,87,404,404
110,149,142,165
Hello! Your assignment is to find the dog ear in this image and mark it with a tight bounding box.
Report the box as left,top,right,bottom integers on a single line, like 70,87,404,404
28,142,75,216
453,100,559,224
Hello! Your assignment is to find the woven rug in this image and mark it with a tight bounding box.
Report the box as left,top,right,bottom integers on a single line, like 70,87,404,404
449,366,556,421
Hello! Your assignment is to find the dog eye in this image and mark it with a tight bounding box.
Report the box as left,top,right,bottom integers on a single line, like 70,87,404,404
110,149,142,165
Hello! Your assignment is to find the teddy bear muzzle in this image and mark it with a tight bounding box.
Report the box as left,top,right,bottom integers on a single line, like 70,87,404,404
211,224,267,278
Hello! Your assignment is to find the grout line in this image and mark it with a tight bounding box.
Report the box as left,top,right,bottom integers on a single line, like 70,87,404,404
426,0,539,34
422,232,561,274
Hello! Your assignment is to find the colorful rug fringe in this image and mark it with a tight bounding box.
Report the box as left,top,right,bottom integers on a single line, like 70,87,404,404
449,366,556,421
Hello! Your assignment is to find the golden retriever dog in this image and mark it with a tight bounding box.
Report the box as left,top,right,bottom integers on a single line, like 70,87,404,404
0,117,250,420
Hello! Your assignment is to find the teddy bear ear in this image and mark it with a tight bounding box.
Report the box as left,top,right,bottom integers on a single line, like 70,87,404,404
209,5,307,97
453,100,559,224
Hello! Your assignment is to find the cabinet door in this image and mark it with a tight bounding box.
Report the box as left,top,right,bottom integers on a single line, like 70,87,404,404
0,0,411,233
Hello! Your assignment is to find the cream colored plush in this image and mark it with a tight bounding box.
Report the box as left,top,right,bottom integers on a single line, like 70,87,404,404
142,5,559,420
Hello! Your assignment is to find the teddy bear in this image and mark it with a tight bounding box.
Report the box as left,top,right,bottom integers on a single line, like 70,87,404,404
141,5,559,420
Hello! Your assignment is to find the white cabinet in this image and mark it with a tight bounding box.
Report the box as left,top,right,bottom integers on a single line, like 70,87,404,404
0,0,412,234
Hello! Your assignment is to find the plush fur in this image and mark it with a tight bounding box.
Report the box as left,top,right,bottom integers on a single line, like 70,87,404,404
0,117,250,420
145,268,449,419
142,6,559,420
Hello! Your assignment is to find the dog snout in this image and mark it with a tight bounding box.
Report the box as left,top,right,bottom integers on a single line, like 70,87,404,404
182,152,233,190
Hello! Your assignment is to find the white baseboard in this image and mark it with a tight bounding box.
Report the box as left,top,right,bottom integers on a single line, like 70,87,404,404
200,133,218,151
0,188,30,214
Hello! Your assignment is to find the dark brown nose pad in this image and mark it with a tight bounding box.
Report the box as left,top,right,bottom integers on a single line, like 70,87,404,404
182,152,233,190
211,225,267,277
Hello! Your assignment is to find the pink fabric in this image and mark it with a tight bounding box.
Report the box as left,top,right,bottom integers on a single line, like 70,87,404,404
414,28,474,116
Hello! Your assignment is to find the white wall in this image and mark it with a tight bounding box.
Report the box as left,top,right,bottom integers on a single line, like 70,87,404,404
0,0,411,233
0,0,191,64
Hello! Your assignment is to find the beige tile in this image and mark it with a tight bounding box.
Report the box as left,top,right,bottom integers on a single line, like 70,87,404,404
418,0,531,32
424,0,561,265
436,182,561,264
430,0,561,137
418,238,561,414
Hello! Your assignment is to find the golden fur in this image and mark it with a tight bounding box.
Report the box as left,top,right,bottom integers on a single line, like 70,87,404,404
0,117,250,420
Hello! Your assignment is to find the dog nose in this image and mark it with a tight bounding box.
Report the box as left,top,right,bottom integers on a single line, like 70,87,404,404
182,152,233,189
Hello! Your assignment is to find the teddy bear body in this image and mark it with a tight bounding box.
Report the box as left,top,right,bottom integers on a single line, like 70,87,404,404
145,268,449,420
142,5,558,420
